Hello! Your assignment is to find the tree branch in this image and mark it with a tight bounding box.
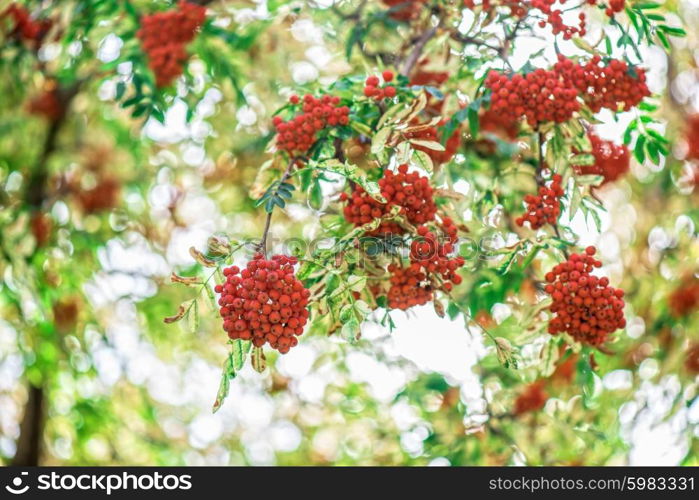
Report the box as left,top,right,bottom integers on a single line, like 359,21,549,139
399,21,441,77
11,385,45,466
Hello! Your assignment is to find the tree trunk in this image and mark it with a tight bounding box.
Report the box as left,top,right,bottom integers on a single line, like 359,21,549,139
11,384,45,466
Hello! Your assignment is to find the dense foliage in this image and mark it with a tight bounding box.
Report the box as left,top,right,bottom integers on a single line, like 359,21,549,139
0,0,697,466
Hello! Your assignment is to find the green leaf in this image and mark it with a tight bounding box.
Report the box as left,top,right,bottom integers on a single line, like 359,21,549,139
571,153,595,166
408,138,445,151
633,135,646,163
657,25,686,37
341,318,361,343
371,127,392,155
412,149,434,174
467,104,479,137
189,299,199,334
212,340,250,413
576,175,604,186
569,183,582,218
251,347,267,373
319,159,386,203
496,248,519,275
115,81,126,100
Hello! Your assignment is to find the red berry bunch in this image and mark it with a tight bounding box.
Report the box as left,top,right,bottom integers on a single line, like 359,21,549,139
385,264,434,310
27,88,63,121
410,67,449,87
381,0,427,21
574,132,630,185
464,0,527,18
513,381,548,416
479,108,519,141
409,219,465,292
604,0,626,17
75,177,121,214
684,114,699,161
364,71,397,101
532,0,588,39
516,174,564,229
340,164,437,234
1,4,52,47
555,55,650,113
668,277,699,318
216,254,310,354
136,0,206,87
30,212,52,247
405,119,461,165
686,344,699,375
485,68,580,128
273,94,349,155
545,246,626,346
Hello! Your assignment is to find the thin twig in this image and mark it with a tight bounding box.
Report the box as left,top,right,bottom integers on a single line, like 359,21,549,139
399,21,441,76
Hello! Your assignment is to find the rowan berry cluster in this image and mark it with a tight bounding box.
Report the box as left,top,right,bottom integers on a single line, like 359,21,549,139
27,89,63,121
340,164,437,234
464,0,587,38
574,132,630,185
385,264,433,310
545,246,626,346
364,71,396,101
684,114,699,161
405,119,461,165
668,278,699,318
463,0,527,17
30,212,52,247
516,174,564,229
686,344,699,375
551,351,578,384
485,69,580,128
1,4,52,47
464,0,624,25
75,178,121,214
514,381,548,416
381,0,427,21
136,0,206,87
532,0,588,39
216,254,310,354
273,94,349,155
554,55,650,113
373,218,464,310
479,109,519,141
410,68,449,87
604,0,626,17
409,219,465,292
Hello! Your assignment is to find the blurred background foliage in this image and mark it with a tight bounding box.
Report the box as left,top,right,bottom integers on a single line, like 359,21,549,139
0,0,697,466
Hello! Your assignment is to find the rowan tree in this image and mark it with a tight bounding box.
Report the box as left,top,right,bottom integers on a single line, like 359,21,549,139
0,0,697,466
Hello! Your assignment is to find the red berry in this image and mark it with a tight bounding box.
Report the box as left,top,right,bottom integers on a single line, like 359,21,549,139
216,255,309,354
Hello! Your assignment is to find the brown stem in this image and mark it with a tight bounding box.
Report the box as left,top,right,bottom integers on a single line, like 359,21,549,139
333,137,346,164
399,21,441,77
449,32,501,54
11,384,45,466
258,212,273,257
